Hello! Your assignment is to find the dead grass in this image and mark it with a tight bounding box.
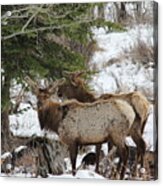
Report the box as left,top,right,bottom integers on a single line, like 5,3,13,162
129,39,154,66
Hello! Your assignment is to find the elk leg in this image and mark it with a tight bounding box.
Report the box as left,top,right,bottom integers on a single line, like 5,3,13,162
112,137,128,180
130,113,146,168
107,141,115,161
141,117,148,135
95,144,101,173
69,142,78,176
120,144,129,180
107,141,114,153
115,144,128,180
131,132,146,168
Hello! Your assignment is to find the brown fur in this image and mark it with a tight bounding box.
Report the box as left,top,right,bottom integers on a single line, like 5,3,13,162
58,98,135,179
99,91,150,134
58,82,95,102
38,101,63,132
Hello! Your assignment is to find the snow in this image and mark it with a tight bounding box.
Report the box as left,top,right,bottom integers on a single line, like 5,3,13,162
91,24,153,70
90,59,154,100
14,146,27,153
1,152,12,159
1,170,106,179
89,24,154,102
143,105,156,151
48,170,105,179
9,103,42,137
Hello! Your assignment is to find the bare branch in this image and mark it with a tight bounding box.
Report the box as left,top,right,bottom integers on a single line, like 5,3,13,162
10,87,26,114
8,15,29,19
2,18,95,41
1,6,31,20
21,5,43,32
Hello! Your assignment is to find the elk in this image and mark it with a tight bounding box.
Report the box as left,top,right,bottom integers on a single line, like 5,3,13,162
57,71,150,168
25,76,136,179
57,71,96,102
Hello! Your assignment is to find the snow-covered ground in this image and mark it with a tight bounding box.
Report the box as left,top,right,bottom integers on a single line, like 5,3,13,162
1,170,106,179
48,170,105,179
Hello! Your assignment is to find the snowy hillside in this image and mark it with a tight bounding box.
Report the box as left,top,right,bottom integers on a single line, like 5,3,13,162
89,24,155,152
89,25,153,98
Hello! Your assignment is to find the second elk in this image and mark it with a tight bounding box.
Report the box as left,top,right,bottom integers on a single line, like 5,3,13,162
57,71,150,171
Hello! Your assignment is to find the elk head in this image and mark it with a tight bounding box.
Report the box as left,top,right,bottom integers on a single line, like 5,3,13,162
57,71,96,102
63,71,85,87
25,76,65,107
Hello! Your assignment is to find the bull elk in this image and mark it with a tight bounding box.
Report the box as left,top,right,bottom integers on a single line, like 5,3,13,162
25,76,136,179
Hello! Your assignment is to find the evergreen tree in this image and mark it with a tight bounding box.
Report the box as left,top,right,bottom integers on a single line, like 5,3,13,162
1,3,124,152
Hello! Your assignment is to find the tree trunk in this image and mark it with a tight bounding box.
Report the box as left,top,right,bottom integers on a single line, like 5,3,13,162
98,4,105,19
136,2,142,17
1,75,11,153
120,2,126,20
1,110,11,153
114,2,127,23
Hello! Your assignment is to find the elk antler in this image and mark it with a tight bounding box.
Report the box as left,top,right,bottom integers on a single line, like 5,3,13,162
48,78,66,94
25,76,39,94
63,71,85,78
63,71,86,87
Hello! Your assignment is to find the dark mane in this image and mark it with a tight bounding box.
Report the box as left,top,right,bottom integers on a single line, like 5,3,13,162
38,101,63,133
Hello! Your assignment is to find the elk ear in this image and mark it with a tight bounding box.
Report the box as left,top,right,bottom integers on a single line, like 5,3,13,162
74,71,85,78
71,71,86,87
25,76,39,95
69,77,78,87
63,71,85,87
48,78,66,94
62,71,70,78
63,71,85,79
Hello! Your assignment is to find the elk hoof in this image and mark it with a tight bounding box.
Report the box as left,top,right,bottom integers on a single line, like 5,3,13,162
72,169,76,176
95,168,99,173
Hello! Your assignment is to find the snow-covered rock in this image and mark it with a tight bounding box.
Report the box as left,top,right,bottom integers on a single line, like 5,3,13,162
9,103,42,137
